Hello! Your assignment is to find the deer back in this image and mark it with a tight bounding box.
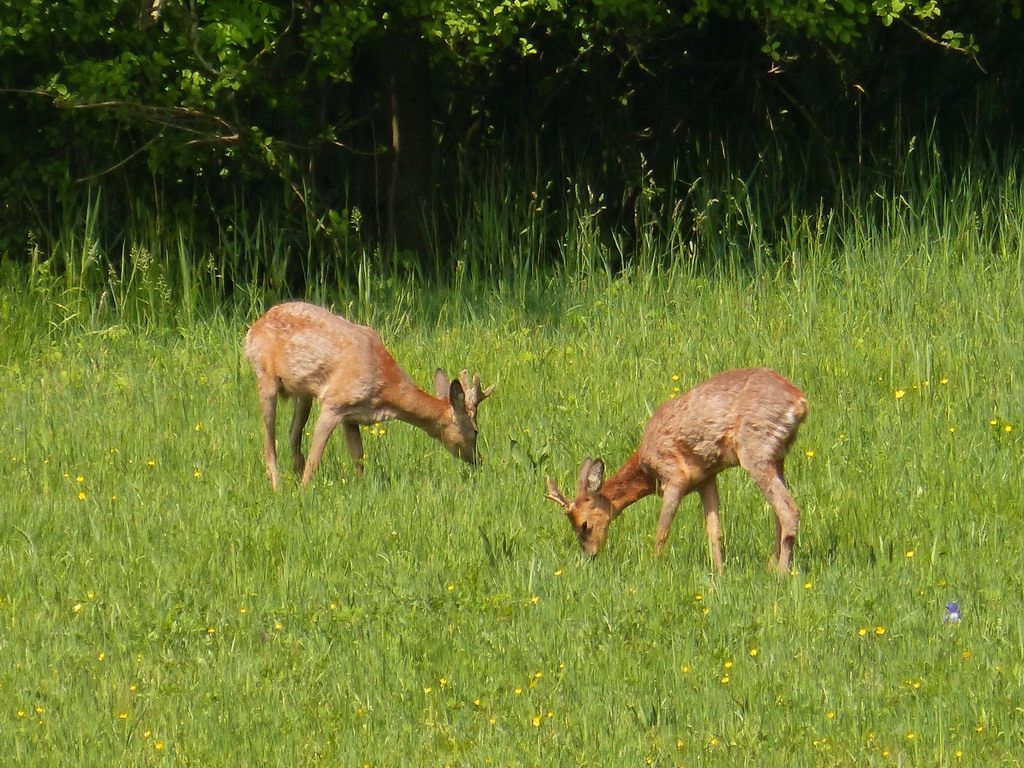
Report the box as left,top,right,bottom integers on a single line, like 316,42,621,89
639,368,807,477
244,302,397,406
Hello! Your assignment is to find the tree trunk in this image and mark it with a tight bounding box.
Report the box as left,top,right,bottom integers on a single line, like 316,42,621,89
381,22,433,258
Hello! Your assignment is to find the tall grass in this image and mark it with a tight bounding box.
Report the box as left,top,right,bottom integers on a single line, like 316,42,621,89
2,148,1023,765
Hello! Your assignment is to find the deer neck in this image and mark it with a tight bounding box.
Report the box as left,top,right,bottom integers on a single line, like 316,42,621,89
603,451,658,517
377,363,449,438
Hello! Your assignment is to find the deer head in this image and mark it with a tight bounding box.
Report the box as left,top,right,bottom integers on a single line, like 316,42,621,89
433,368,495,465
545,457,614,556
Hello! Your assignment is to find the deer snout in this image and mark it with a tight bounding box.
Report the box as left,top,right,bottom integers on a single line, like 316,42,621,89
445,439,480,466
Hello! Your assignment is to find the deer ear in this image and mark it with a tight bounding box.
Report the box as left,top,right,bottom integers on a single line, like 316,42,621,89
583,459,605,495
577,458,605,495
434,368,451,398
448,378,466,410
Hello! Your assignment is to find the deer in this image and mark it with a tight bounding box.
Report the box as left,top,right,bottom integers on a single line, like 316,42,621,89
244,301,494,489
545,367,807,573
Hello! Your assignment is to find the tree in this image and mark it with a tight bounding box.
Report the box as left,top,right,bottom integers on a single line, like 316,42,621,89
0,0,1007,268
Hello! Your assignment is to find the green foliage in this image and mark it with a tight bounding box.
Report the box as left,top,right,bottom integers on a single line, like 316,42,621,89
1,0,1009,271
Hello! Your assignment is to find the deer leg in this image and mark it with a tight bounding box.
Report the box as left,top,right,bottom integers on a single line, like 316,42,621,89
256,383,280,490
654,485,685,555
697,478,724,574
343,422,365,475
745,460,800,574
289,395,313,477
301,407,344,486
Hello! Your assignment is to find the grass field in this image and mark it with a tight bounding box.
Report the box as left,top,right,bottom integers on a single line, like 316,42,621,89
2,166,1024,766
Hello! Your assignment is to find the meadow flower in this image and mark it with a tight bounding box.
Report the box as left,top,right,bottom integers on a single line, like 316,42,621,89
805,449,815,459
905,549,915,559
748,648,759,657
531,715,541,727
944,601,961,623
874,625,886,636
894,389,906,399
78,491,87,501
858,627,868,637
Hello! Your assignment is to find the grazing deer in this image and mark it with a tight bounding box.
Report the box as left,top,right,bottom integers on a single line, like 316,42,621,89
244,301,494,489
545,368,807,573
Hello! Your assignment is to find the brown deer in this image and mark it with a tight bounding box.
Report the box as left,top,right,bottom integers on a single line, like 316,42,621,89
244,301,494,489
545,368,807,573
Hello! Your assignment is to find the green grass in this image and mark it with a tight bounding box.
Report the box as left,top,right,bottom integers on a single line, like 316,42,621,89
2,163,1024,766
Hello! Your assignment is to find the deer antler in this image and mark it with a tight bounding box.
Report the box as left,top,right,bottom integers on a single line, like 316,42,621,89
458,369,495,417
545,477,570,509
